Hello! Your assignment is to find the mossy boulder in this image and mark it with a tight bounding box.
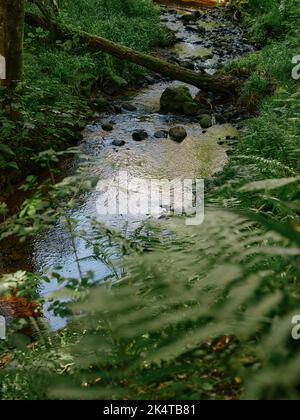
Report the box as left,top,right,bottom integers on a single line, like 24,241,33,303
182,101,199,115
160,85,207,116
102,123,114,132
102,73,128,95
93,96,108,110
198,114,212,128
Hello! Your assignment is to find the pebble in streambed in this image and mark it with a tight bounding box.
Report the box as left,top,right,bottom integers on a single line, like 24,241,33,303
112,139,126,147
132,129,149,141
169,126,187,142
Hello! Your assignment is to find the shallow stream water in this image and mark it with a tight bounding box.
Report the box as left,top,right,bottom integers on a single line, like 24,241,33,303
33,4,253,328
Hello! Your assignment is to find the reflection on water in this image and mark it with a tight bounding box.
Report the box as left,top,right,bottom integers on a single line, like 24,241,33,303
34,79,233,268
173,43,212,58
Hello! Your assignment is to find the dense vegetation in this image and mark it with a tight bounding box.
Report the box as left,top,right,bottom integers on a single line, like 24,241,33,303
0,0,168,188
1,0,300,400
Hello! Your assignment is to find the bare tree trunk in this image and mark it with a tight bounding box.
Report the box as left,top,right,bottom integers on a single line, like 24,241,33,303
0,0,25,89
25,12,238,96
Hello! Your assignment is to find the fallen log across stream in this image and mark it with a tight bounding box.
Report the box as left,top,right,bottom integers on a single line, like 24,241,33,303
25,12,239,96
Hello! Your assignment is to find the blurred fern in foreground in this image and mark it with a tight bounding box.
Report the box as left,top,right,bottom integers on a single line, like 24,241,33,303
0,173,299,400
42,178,300,400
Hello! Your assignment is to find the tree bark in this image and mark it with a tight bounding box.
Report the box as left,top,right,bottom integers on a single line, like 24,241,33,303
0,0,25,89
25,12,238,96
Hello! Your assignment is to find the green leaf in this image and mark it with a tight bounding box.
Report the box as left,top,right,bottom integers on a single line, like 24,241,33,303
0,144,16,156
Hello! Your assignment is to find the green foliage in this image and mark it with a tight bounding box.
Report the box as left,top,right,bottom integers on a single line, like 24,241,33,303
61,0,166,49
227,0,248,12
0,145,18,171
51,198,298,400
27,0,167,90
224,0,300,110
1,181,299,399
0,0,167,187
57,0,168,81
242,0,300,46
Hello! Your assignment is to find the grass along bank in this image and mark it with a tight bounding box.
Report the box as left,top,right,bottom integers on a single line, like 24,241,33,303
210,0,300,206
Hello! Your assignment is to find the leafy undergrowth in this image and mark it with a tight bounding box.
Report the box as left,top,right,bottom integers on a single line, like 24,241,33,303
215,0,300,205
0,0,168,190
0,199,299,400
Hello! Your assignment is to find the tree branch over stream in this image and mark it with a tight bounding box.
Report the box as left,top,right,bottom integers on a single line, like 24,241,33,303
24,12,239,96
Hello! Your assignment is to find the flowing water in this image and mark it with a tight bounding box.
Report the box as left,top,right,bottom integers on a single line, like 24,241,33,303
33,4,253,328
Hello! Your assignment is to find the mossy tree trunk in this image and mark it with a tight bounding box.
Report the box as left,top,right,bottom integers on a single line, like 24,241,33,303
25,12,238,96
0,0,25,90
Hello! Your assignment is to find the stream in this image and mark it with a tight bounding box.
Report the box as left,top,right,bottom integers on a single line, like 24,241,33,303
33,4,254,328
